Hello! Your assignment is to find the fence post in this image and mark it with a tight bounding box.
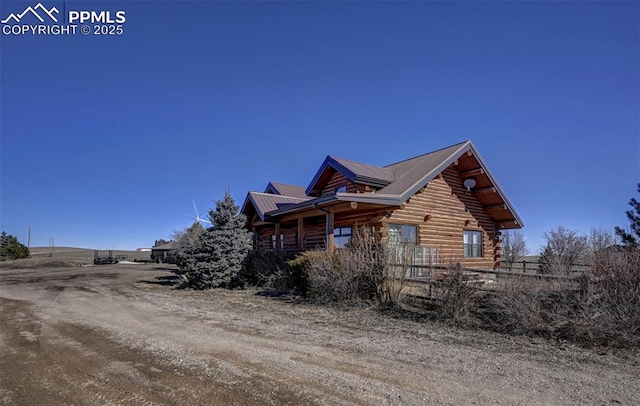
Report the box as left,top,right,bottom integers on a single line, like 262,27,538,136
522,260,526,273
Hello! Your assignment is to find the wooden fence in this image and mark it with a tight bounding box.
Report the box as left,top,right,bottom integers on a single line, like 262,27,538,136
496,260,592,274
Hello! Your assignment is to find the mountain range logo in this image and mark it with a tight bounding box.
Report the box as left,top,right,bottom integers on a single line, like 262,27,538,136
1,3,59,24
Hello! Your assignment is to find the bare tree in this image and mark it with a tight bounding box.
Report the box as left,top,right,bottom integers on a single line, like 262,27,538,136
501,230,528,271
588,227,617,253
540,227,588,275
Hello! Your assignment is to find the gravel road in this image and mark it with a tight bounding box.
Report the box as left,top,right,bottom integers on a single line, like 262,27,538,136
0,264,638,405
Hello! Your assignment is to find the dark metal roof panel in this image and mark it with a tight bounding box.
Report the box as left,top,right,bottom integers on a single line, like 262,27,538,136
378,141,469,195
266,182,309,199
249,192,310,220
332,157,395,183
152,241,178,251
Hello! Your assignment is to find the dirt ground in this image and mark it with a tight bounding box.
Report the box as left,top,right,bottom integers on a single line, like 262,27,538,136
0,264,638,405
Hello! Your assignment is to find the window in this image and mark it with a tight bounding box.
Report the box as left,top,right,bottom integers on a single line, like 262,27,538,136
388,224,420,275
335,185,347,193
388,224,418,245
333,227,352,248
271,234,284,250
463,230,483,258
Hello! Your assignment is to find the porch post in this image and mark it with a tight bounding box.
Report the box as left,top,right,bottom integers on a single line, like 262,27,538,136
251,226,257,250
274,222,280,251
297,217,304,251
327,212,335,253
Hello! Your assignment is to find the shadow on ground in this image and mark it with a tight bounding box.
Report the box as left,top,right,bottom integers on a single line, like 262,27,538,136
137,274,183,287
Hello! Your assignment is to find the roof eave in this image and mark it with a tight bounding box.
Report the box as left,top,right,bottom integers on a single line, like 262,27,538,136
352,175,393,188
335,193,403,206
264,182,278,194
248,193,267,221
305,157,337,196
466,143,525,227
392,140,524,228
263,192,403,220
266,194,338,219
240,193,260,220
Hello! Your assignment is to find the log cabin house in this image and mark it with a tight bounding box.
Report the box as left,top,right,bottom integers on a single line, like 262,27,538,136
240,140,523,270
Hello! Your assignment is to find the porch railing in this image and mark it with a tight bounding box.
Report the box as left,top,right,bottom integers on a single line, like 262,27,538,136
388,244,439,278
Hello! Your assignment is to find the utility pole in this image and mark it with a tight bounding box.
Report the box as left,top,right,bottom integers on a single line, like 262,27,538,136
27,226,31,249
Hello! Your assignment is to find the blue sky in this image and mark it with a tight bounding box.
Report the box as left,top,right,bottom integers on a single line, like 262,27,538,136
1,1,638,252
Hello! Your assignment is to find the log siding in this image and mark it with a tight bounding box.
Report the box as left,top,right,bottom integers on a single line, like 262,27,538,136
385,165,499,269
321,172,371,195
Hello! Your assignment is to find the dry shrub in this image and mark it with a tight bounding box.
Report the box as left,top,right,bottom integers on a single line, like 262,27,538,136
240,250,307,292
379,245,413,305
298,250,376,302
472,248,640,348
294,226,411,305
430,263,482,321
586,248,640,346
472,277,576,336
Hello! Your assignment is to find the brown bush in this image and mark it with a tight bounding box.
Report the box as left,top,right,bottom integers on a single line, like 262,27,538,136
471,248,640,348
240,250,307,292
586,248,640,346
429,263,482,321
298,250,378,303
292,226,412,304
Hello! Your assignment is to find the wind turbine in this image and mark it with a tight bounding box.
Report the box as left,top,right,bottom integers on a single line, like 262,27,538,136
185,199,211,226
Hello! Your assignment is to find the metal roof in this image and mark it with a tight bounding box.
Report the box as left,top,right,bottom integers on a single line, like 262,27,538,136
332,157,395,183
152,241,178,251
264,182,308,199
246,140,524,228
378,141,469,195
305,156,395,195
243,192,310,221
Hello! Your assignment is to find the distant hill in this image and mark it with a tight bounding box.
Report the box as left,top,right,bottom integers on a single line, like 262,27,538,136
29,247,151,262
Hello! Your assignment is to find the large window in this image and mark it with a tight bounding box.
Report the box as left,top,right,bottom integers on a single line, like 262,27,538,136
388,224,418,245
463,230,483,258
334,227,352,248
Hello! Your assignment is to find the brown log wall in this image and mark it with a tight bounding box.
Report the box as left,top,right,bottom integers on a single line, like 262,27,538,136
255,219,327,251
321,172,370,195
385,165,499,269
252,164,499,269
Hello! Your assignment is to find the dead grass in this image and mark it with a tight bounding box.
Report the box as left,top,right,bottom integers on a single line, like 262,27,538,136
0,258,84,269
1,248,152,269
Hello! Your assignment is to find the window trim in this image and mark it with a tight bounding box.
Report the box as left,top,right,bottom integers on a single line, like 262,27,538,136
388,224,418,245
463,229,483,258
333,226,352,248
271,234,284,250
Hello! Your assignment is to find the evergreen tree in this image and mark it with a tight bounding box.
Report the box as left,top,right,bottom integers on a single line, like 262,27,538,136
0,231,30,261
181,192,251,289
153,238,172,247
615,183,640,248
538,244,554,274
174,222,205,270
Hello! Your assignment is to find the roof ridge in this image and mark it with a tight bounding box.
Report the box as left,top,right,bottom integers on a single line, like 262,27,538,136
250,191,309,199
384,140,469,168
269,181,305,187
331,155,392,172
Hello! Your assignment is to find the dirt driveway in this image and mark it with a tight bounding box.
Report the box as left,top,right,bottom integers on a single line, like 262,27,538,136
0,264,638,405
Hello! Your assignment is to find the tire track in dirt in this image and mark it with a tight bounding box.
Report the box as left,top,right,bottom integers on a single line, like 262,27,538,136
1,264,638,406
0,298,319,405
